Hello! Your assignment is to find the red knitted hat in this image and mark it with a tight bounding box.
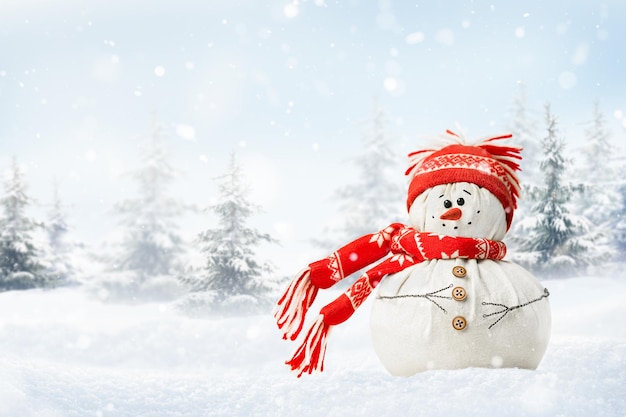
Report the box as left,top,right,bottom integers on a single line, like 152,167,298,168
405,130,522,229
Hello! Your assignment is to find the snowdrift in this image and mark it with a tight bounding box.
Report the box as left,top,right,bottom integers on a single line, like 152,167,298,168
0,276,624,416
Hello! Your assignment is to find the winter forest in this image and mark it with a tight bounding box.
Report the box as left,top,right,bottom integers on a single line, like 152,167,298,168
2,1,625,416
3,96,625,304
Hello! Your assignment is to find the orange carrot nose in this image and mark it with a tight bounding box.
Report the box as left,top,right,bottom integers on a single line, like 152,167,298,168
440,207,462,220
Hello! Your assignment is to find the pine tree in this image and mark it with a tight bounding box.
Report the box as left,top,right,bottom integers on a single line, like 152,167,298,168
43,182,74,286
615,159,626,256
109,120,187,295
511,104,606,278
576,102,622,253
507,83,541,184
316,99,404,249
179,152,276,315
0,157,46,290
506,84,541,248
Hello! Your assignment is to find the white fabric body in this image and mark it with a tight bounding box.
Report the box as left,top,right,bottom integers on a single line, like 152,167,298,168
369,182,551,376
370,259,551,376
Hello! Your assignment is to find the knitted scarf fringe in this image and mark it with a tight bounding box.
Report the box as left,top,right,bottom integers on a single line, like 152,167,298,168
285,315,329,377
274,268,318,341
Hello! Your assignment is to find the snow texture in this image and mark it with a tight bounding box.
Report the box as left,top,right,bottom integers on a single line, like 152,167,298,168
0,275,624,417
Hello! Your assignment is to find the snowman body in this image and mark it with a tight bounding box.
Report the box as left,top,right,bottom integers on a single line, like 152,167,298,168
370,182,551,376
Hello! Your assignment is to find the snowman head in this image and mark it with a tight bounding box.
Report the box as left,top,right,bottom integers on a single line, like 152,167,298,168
405,130,522,239
408,182,508,240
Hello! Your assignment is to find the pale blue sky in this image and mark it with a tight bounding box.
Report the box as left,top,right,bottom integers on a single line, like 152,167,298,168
1,0,625,271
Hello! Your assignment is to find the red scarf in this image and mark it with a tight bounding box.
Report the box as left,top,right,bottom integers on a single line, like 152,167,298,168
274,223,507,377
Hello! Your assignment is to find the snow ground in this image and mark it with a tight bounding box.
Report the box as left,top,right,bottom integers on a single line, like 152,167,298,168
1,276,625,417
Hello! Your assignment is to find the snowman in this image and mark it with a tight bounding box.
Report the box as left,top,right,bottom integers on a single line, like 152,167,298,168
274,131,551,377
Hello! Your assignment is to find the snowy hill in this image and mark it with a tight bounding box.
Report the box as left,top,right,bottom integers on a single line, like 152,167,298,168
1,276,625,417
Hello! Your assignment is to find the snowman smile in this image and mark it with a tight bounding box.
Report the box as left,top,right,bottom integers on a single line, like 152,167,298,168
440,207,462,220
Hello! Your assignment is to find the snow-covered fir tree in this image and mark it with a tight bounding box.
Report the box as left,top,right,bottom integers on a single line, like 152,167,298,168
107,120,187,298
575,101,622,261
315,99,404,250
42,183,75,286
179,152,276,315
507,83,540,184
615,158,626,257
0,157,46,291
510,104,607,278
506,84,540,248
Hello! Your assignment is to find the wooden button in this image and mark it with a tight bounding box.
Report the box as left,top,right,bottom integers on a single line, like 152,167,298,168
452,266,467,278
452,316,467,330
452,286,467,301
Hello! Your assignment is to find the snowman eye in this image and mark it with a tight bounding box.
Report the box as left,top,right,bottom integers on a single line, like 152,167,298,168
444,200,452,209
457,198,465,206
